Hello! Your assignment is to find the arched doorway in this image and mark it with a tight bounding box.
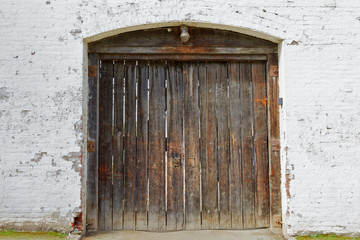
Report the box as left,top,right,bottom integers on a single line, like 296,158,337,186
85,26,281,232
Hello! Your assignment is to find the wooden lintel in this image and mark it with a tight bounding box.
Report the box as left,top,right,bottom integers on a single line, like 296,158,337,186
99,54,268,61
90,46,277,55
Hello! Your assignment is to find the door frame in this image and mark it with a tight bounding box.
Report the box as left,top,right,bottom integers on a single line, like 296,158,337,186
84,26,281,233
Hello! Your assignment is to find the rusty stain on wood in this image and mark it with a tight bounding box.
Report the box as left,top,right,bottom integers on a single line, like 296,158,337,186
269,65,278,77
273,215,282,228
254,98,267,106
88,65,97,77
271,139,281,152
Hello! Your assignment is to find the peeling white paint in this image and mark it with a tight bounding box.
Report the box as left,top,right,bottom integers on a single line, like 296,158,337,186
0,0,359,236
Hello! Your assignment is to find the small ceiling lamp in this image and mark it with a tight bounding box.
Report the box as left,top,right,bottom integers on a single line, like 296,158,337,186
180,25,190,42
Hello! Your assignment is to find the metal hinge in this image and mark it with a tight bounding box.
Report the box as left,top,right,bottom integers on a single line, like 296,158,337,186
88,65,97,77
269,66,278,77
87,140,96,152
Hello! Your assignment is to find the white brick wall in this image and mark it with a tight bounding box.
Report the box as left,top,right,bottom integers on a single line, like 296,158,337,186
0,0,359,236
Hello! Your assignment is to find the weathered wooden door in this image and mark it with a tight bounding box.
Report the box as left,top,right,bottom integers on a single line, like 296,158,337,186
97,59,269,231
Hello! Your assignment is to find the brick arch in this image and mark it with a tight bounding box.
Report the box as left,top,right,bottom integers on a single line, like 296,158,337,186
84,22,282,45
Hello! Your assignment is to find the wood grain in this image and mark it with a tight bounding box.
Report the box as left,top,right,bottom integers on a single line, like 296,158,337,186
99,54,268,62
202,62,219,229
89,27,277,53
199,62,210,229
113,61,124,230
136,61,149,230
240,63,256,229
98,60,113,230
217,62,231,229
166,62,184,230
228,62,243,229
94,59,272,231
252,62,270,228
123,62,137,230
267,53,282,228
86,53,99,231
148,61,166,230
184,62,201,230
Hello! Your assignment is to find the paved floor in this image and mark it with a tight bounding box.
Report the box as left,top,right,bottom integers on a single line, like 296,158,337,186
83,229,285,240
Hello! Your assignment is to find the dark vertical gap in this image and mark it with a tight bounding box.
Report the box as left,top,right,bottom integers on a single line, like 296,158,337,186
165,61,168,227
122,60,126,229
111,60,115,229
135,61,139,228
180,62,186,229
182,62,185,227
249,63,257,227
182,62,186,229
215,63,220,224
198,61,202,227
98,59,101,230
146,61,150,226
264,63,270,223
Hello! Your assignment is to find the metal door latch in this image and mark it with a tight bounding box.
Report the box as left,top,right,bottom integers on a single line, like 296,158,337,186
172,152,181,168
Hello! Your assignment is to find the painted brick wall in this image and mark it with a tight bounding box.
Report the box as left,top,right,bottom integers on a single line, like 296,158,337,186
0,0,359,236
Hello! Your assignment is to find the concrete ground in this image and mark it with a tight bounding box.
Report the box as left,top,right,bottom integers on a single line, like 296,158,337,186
83,229,285,240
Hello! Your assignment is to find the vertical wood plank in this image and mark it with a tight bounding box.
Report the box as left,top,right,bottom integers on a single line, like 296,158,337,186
98,60,113,230
86,53,99,231
113,61,124,230
148,61,166,230
240,63,256,228
228,62,243,229
267,53,282,228
184,62,201,230
217,62,231,229
201,62,219,229
123,61,137,230
136,61,149,230
252,62,270,228
166,62,184,230
199,62,210,229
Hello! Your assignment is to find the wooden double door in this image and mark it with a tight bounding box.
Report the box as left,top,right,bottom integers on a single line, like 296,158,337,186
98,59,269,231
